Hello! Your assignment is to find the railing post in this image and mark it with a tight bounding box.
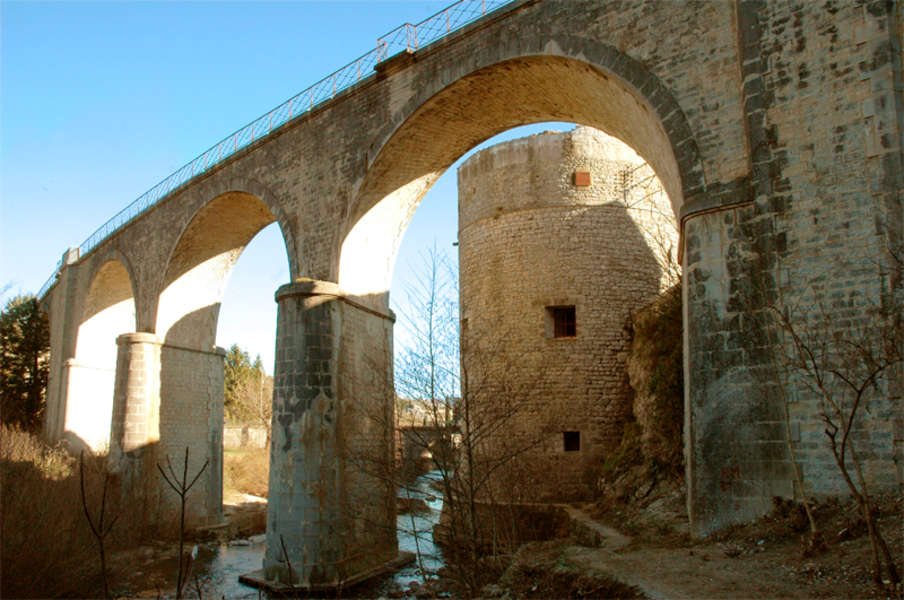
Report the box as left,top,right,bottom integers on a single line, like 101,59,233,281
310,89,313,110
332,74,336,98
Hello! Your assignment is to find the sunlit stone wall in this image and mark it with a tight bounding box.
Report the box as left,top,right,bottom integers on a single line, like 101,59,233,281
458,127,677,501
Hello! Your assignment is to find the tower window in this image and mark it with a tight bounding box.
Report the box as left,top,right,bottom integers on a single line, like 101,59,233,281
573,170,591,186
546,305,576,338
563,431,581,452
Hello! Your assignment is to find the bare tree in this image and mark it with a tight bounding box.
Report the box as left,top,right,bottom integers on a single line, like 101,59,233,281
765,339,823,554
392,243,545,596
79,452,120,600
394,242,460,425
768,289,901,586
157,447,209,599
392,243,460,585
743,283,822,553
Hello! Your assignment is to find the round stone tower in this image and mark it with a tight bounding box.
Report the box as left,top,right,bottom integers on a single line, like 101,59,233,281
457,126,677,502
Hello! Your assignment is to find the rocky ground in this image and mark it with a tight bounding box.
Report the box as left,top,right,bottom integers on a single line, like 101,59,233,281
385,484,902,600
112,474,901,599
574,487,902,600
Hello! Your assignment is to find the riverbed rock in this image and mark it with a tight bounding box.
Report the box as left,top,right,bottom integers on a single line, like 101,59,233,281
397,496,431,514
414,580,442,599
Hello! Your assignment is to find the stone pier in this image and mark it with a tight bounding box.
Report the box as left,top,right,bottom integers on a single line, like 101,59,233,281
251,279,399,590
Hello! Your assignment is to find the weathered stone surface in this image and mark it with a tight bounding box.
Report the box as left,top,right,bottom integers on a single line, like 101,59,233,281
264,280,396,586
41,0,902,581
458,127,677,502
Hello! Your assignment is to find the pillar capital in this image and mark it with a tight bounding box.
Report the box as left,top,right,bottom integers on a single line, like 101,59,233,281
275,278,342,301
116,331,162,346
276,279,395,322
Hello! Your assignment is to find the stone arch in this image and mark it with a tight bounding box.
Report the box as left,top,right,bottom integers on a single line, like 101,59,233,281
197,176,301,281
67,254,137,451
338,38,702,295
155,186,292,348
152,185,291,526
76,248,139,328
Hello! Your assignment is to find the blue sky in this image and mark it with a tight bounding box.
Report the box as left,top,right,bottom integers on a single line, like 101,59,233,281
1,0,573,374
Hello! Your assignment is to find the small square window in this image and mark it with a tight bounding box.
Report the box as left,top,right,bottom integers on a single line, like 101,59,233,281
563,431,581,452
546,305,576,338
573,170,591,187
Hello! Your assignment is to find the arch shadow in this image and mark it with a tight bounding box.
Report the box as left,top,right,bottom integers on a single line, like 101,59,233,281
339,43,702,296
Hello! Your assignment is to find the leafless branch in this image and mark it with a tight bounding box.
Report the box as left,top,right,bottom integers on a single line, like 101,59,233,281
79,452,119,599
157,447,209,599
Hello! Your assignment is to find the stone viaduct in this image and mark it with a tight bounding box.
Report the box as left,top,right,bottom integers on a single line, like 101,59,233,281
40,0,902,590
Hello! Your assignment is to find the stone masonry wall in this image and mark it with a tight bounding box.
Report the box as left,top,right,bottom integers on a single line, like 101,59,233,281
110,334,161,457
682,0,902,533
754,0,902,495
158,343,225,526
41,0,902,559
335,297,397,578
458,127,677,502
265,280,397,586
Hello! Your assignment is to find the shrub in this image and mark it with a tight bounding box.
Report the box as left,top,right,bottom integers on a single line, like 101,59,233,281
598,421,643,485
223,447,270,498
0,426,153,598
625,283,683,479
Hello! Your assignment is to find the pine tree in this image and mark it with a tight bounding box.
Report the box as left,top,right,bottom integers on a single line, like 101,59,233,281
0,295,50,429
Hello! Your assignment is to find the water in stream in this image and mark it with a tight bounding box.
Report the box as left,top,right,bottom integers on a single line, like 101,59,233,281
128,470,446,598
390,469,446,591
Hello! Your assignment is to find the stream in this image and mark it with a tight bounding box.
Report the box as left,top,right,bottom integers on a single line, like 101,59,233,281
125,470,446,598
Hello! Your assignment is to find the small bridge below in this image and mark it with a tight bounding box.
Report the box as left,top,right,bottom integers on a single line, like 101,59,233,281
396,422,457,477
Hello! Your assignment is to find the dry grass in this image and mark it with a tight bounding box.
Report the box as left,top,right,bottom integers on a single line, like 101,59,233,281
0,426,154,598
223,447,269,499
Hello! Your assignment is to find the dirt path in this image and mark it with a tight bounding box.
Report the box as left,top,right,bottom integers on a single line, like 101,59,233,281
557,501,901,600
565,544,817,599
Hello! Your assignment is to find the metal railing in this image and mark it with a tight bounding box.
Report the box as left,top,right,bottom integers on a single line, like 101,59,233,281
38,257,65,299
38,0,516,299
